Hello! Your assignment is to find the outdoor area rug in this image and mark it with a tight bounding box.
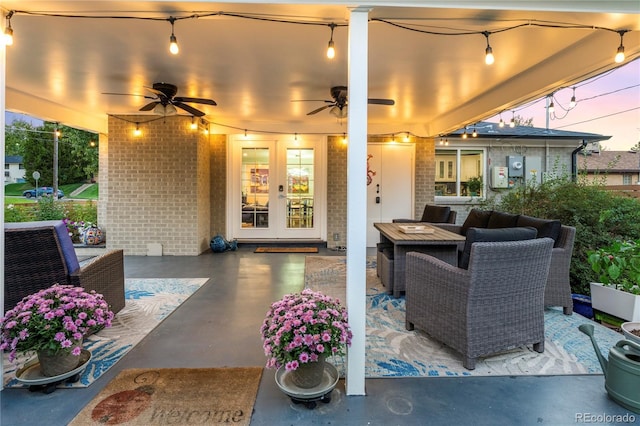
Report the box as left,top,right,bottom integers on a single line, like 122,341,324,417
69,367,263,426
2,278,209,389
255,246,319,253
304,255,624,377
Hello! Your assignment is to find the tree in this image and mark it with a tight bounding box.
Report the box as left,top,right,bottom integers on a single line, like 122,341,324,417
513,115,534,127
18,122,98,186
4,119,35,156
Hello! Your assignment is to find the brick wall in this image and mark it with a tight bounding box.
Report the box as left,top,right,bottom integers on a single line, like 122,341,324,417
325,136,435,249
104,115,210,255
209,134,227,238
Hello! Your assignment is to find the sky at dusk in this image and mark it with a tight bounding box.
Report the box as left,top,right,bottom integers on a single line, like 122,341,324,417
5,59,639,151
487,58,639,151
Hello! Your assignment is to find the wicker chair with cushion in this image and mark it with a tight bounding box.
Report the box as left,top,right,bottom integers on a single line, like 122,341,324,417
4,220,126,314
435,209,576,315
405,237,554,370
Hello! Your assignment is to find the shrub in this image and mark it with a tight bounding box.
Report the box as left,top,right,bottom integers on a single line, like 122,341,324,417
483,173,640,295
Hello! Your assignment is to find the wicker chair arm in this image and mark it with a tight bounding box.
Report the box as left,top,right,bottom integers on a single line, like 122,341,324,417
70,250,126,313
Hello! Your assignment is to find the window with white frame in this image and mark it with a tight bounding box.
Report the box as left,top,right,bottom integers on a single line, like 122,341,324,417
435,148,485,198
623,174,633,185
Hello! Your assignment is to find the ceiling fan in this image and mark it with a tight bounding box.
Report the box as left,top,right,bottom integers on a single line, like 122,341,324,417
103,82,217,117
295,86,395,118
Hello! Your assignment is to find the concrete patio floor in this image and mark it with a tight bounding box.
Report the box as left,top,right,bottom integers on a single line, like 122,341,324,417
1,247,636,425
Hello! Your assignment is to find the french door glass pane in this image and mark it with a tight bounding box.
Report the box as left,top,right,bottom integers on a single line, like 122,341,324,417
286,148,314,228
241,148,269,228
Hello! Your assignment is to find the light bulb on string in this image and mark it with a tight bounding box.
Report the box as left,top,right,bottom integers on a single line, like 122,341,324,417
615,30,627,63
510,112,516,128
483,31,494,65
133,123,142,137
498,113,505,128
462,129,468,139
168,17,179,55
3,11,14,46
569,87,577,109
190,116,197,130
326,23,336,59
472,126,478,137
548,96,555,114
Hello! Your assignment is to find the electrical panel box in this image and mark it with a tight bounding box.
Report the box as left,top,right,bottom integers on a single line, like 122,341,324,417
524,156,542,185
491,166,509,189
507,155,524,177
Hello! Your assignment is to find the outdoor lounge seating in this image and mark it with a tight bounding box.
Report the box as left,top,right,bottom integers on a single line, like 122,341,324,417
393,204,457,224
405,237,554,369
4,220,126,314
435,209,576,315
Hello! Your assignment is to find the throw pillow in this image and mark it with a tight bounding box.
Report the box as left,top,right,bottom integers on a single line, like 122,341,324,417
487,211,520,228
460,209,492,235
421,205,452,223
459,226,537,269
516,215,562,245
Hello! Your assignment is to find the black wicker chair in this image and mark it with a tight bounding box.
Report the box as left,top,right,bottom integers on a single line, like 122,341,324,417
405,238,554,369
4,220,125,314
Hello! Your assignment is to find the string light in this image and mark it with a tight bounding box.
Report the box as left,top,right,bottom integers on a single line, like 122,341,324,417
168,17,179,55
133,123,142,137
472,126,478,137
569,87,576,109
498,113,505,128
190,116,197,130
614,30,627,63
462,129,468,139
3,11,13,46
326,23,336,59
341,133,347,145
510,112,516,128
403,132,410,142
548,96,555,113
483,31,494,65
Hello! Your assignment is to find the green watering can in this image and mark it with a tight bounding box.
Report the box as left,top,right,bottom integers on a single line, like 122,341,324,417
579,324,640,413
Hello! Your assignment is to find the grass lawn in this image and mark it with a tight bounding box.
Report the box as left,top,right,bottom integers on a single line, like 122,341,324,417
4,183,98,205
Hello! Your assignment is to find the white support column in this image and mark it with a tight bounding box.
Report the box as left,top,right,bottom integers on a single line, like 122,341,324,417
345,7,369,396
1,28,7,390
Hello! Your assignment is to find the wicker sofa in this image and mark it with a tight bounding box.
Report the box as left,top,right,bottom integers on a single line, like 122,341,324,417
4,220,126,314
435,209,576,315
405,238,554,369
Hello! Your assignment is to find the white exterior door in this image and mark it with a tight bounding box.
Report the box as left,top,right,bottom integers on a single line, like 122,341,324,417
366,143,414,247
228,135,326,241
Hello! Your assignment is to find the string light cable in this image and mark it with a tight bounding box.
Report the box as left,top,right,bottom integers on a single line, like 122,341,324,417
3,9,633,64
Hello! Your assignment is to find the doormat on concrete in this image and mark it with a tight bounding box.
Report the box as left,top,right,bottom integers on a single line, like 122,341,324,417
69,367,263,426
255,247,318,253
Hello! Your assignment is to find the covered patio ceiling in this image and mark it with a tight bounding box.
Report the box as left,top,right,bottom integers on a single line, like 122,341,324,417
2,1,639,137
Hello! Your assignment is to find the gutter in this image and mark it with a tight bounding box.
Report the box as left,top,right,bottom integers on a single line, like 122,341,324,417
571,140,588,181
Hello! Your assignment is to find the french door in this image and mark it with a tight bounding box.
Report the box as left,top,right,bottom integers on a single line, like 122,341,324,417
228,135,325,240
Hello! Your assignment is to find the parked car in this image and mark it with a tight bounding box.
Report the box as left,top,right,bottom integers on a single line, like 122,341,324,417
22,187,64,199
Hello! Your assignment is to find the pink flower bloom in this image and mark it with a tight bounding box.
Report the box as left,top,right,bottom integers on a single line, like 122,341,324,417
71,346,82,356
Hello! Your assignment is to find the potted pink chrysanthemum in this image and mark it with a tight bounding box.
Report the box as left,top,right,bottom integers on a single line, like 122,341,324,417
0,284,114,376
260,289,352,388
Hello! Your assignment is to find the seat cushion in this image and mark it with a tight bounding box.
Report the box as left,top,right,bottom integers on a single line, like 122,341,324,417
487,211,520,228
53,221,81,274
421,205,452,223
516,215,562,246
459,227,538,269
460,209,492,235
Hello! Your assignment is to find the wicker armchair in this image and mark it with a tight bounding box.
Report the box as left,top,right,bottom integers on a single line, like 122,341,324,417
4,221,125,314
405,238,554,370
435,222,576,314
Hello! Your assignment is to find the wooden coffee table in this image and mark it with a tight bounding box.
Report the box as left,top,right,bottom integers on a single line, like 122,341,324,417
374,222,465,297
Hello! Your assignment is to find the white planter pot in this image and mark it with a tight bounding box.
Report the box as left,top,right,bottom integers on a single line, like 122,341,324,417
590,282,640,322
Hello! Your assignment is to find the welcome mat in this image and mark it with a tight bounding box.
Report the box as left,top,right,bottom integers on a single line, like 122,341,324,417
3,278,209,389
304,256,625,377
255,247,318,253
69,367,263,426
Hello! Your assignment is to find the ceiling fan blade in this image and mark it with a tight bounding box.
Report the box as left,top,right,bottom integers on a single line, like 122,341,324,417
174,97,217,106
368,98,395,105
291,99,334,103
139,102,160,111
307,105,333,115
102,92,156,100
173,102,206,117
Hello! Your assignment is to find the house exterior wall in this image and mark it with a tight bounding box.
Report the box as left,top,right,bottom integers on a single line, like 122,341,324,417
4,158,25,184
104,115,210,255
326,136,347,249
209,134,227,239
